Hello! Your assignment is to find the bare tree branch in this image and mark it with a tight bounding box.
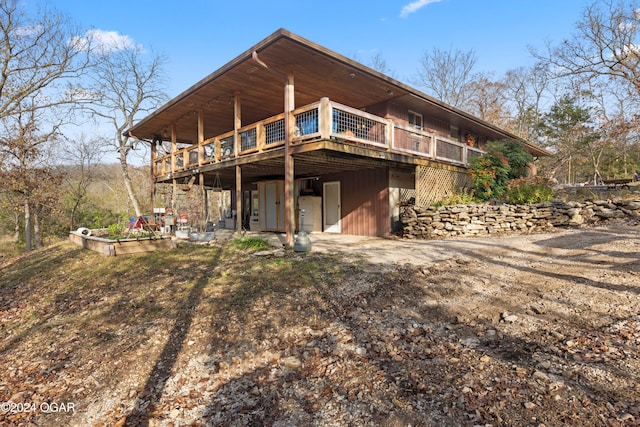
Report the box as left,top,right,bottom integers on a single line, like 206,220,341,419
462,72,508,125
79,41,167,216
533,0,640,97
0,0,90,120
413,47,477,107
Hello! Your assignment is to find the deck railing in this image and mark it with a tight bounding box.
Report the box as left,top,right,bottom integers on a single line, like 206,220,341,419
152,97,484,176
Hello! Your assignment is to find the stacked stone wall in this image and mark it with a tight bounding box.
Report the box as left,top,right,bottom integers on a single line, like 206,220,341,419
401,199,640,239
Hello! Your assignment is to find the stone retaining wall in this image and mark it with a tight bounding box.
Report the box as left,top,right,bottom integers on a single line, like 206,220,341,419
401,199,640,239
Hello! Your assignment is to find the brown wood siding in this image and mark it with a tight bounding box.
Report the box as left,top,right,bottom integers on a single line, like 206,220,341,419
424,116,449,137
385,102,409,126
365,101,454,139
364,101,388,118
364,101,409,127
324,167,390,237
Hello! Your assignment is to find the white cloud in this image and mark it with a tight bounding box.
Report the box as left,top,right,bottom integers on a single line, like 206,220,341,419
400,0,443,18
70,29,141,55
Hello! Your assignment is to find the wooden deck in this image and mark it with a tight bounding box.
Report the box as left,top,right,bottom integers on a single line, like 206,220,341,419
152,98,483,179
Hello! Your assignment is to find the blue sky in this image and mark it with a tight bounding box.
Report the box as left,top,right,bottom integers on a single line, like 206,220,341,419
54,0,590,98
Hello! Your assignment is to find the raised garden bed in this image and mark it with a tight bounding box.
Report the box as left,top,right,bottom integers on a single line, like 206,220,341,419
69,228,175,256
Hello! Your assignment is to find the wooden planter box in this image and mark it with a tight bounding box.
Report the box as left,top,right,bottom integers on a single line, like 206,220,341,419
69,230,175,256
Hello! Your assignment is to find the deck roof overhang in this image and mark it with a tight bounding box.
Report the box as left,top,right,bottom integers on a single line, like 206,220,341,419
128,28,549,158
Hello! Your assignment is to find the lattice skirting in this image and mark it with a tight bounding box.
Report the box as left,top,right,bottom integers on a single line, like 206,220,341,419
415,165,472,207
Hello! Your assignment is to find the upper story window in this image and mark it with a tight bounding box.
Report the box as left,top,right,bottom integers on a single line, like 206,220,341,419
408,110,423,130
450,125,460,141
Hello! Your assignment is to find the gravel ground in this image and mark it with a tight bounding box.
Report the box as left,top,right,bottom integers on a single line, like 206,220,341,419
2,224,639,426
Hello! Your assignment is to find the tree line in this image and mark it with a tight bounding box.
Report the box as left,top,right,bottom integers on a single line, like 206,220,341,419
407,0,640,185
0,0,165,251
2,0,639,252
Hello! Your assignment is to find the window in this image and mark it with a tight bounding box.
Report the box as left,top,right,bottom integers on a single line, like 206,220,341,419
450,125,460,140
408,110,423,130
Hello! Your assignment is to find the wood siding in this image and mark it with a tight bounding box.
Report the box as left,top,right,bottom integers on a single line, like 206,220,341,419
424,117,449,138
365,100,450,138
323,167,390,237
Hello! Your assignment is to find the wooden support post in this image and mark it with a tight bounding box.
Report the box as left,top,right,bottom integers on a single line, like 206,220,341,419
171,124,177,213
234,92,242,234
234,91,241,157
200,172,205,231
198,109,205,166
250,51,296,245
214,137,221,162
236,165,242,234
150,140,156,224
284,69,295,247
385,118,394,150
172,178,177,213
256,121,265,152
171,124,177,174
319,97,332,139
204,185,210,229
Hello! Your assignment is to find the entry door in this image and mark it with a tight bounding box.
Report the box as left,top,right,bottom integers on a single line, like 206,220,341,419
259,181,284,231
264,182,278,229
323,181,341,233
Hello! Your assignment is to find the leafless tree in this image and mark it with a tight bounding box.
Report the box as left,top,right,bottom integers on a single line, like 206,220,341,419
61,134,107,230
589,79,640,176
462,73,508,126
367,53,398,79
414,47,477,107
81,40,167,217
0,106,62,250
0,0,90,119
531,0,640,179
0,0,90,250
535,0,640,101
502,64,551,141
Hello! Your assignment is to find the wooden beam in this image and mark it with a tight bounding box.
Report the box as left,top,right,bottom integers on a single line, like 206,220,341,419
256,121,265,152
171,123,177,173
171,124,178,213
198,109,204,166
319,97,331,139
150,140,156,223
172,178,177,213
200,172,205,231
234,91,241,157
284,69,295,247
236,165,242,234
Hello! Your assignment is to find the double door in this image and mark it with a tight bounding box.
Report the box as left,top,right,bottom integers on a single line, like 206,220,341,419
258,181,285,231
258,180,341,233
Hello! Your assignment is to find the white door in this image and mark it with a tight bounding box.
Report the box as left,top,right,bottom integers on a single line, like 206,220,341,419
259,181,284,231
323,181,341,233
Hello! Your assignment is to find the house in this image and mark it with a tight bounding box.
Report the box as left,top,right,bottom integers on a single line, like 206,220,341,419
126,28,548,246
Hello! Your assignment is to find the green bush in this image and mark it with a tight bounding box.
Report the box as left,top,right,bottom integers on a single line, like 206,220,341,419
470,150,510,201
470,140,533,201
505,177,554,204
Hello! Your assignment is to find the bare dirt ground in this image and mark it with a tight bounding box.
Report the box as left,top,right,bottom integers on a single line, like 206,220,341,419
1,224,640,426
